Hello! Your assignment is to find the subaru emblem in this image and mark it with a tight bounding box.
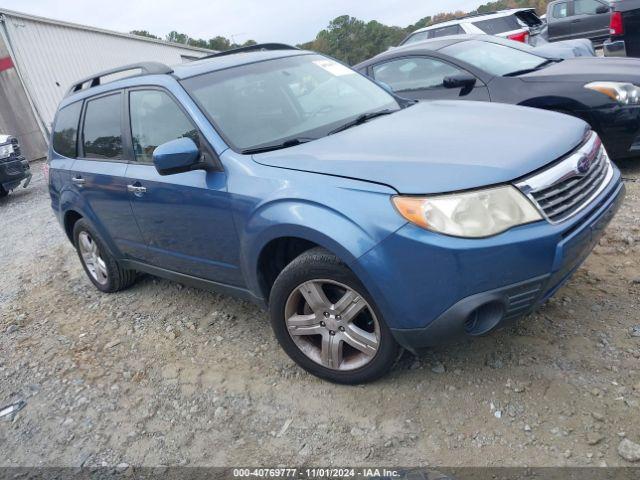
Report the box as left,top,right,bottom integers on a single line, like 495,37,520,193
577,155,591,174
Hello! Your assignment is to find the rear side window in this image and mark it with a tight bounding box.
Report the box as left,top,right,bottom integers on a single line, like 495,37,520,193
472,15,522,34
574,0,605,15
129,90,199,163
431,25,463,38
82,93,123,160
52,102,82,158
402,30,432,45
373,57,465,92
553,2,570,18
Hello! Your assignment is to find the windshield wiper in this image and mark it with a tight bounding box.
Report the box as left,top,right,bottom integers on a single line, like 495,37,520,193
328,109,397,135
503,59,561,77
241,138,314,154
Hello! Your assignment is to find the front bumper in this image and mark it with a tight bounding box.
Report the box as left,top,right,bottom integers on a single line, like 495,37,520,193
581,105,640,160
0,156,31,190
353,169,624,351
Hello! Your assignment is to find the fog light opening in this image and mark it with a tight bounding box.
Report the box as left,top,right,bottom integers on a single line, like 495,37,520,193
464,301,505,336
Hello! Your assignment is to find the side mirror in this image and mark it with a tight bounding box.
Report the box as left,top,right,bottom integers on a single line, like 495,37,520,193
443,74,477,96
152,137,201,176
595,5,609,13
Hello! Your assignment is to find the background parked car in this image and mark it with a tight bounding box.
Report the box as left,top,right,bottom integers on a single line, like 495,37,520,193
546,0,611,46
400,8,595,58
0,134,31,198
356,34,640,161
604,0,640,57
400,9,544,46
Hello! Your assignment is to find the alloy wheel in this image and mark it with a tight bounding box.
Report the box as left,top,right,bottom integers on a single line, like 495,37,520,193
284,279,380,371
78,231,109,285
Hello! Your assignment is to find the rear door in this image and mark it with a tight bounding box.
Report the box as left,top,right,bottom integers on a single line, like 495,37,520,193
571,0,611,41
548,1,575,40
124,88,241,285
72,91,146,259
370,56,490,101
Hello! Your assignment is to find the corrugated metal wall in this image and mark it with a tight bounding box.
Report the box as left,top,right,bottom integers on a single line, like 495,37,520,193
0,33,47,161
0,10,210,159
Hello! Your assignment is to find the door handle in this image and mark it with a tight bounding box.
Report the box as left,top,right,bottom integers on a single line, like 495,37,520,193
72,176,85,187
127,184,147,196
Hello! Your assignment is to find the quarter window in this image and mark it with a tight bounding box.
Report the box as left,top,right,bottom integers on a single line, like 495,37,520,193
373,57,466,92
82,93,123,160
129,90,198,163
552,2,570,18
52,102,82,158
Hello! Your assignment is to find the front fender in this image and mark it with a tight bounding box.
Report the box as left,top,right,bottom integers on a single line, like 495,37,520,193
241,199,383,296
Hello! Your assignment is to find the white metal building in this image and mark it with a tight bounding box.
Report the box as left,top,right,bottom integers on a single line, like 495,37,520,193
0,8,212,160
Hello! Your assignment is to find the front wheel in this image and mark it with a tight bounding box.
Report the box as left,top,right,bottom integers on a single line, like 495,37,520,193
269,248,400,384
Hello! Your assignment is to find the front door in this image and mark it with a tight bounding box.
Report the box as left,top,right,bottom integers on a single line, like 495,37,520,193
571,0,611,41
124,88,242,286
73,91,146,259
371,56,490,102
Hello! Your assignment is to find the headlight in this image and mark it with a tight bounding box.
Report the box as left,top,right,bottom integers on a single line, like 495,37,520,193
392,185,542,238
0,143,13,159
584,81,640,105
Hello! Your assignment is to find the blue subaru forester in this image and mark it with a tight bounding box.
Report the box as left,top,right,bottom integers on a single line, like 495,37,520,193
48,44,624,383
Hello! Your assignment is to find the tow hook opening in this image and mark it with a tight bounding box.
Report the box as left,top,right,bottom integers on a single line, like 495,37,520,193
464,301,505,336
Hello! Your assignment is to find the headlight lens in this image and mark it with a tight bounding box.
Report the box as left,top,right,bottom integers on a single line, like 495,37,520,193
0,143,13,158
392,185,542,238
584,81,640,105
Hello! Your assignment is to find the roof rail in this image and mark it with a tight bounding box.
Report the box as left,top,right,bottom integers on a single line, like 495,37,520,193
201,43,298,60
66,62,173,97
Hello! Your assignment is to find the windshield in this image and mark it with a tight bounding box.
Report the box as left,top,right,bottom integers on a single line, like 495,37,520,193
181,54,399,152
440,40,549,76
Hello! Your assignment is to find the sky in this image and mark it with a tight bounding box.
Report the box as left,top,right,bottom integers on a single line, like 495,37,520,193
3,0,485,45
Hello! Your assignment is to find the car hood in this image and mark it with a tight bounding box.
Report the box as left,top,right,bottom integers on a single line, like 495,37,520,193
253,101,587,194
521,57,640,82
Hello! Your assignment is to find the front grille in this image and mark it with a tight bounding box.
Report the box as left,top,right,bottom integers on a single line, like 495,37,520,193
503,279,544,322
4,161,24,175
515,132,613,224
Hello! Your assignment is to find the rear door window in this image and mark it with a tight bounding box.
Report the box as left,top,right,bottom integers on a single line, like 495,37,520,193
129,89,199,163
81,93,123,160
574,0,605,14
52,102,82,158
373,57,466,92
472,15,523,34
402,30,432,45
431,25,464,38
553,2,571,18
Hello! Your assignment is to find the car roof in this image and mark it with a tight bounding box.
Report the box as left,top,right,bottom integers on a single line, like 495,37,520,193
354,34,539,70
171,49,313,80
410,8,535,33
61,46,314,105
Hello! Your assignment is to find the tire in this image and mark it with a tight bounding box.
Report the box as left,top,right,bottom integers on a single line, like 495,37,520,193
269,247,400,384
0,185,8,198
73,219,136,293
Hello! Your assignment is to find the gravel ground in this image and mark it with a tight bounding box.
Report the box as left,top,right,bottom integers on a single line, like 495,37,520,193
1,161,639,468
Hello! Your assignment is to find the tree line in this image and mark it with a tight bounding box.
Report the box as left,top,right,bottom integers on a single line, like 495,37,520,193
130,0,551,65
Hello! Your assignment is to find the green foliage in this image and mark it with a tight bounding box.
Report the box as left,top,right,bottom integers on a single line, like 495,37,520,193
129,30,160,40
132,0,553,60
302,0,553,65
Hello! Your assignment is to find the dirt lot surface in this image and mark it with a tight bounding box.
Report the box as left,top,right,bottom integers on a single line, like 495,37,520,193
1,162,639,468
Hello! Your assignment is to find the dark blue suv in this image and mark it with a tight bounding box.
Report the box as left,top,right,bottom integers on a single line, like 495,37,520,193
48,44,624,383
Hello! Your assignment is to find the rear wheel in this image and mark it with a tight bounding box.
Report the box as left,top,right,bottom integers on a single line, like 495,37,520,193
73,219,136,293
269,248,399,384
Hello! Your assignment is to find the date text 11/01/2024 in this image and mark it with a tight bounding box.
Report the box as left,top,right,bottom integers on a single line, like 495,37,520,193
232,468,400,478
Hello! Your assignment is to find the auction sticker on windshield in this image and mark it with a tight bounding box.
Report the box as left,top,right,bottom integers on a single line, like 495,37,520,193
313,59,355,76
